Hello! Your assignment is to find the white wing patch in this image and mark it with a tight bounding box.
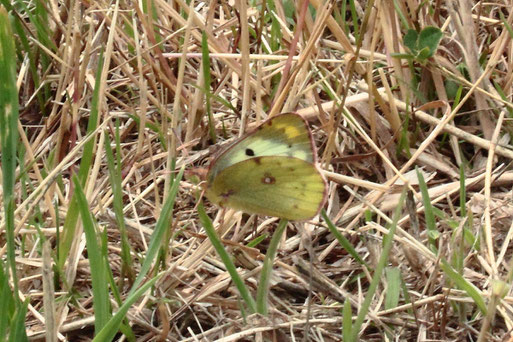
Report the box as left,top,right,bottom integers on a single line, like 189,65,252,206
208,113,316,180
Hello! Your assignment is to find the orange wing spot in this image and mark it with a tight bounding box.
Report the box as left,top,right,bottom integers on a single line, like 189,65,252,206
253,157,262,165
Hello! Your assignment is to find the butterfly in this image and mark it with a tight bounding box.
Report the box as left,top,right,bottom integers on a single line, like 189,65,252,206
204,113,327,221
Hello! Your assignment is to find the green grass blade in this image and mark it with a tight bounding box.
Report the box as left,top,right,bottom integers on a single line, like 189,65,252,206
256,219,288,315
198,204,257,313
58,50,104,267
8,299,28,342
0,261,15,340
201,31,216,142
342,298,353,341
92,275,161,342
440,259,487,314
129,166,184,296
322,210,367,267
0,6,21,307
384,267,401,310
104,123,134,281
499,10,513,38
246,233,268,248
349,187,407,342
459,163,467,218
72,175,112,333
416,166,438,252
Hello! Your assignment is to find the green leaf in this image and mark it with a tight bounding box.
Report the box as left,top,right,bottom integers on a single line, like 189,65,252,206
403,29,418,53
418,26,443,57
417,46,432,61
403,26,442,62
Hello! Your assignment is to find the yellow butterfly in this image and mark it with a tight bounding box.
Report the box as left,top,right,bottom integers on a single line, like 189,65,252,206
205,113,327,221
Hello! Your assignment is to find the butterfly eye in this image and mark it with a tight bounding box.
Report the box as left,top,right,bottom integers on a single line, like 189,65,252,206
245,148,255,156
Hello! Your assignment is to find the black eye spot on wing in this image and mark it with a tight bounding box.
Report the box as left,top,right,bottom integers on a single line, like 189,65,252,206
262,172,276,185
246,148,255,156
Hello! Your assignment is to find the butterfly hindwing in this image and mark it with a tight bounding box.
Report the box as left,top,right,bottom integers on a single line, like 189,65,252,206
206,156,327,221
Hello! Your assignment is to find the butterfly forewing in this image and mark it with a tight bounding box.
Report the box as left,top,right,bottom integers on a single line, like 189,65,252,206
206,156,327,220
208,113,316,181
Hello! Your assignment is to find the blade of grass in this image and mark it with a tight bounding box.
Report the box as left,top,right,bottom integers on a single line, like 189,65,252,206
104,121,134,281
92,274,161,342
99,228,136,340
322,210,367,267
246,233,268,248
416,166,438,253
8,8,47,116
128,166,184,296
58,50,104,267
384,267,401,310
201,31,216,142
72,175,111,333
0,7,22,317
440,259,487,314
7,298,28,342
342,298,352,341
0,260,15,340
349,187,407,342
256,219,288,315
197,204,257,314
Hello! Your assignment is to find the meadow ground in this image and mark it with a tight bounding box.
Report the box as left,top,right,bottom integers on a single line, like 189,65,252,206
1,1,513,341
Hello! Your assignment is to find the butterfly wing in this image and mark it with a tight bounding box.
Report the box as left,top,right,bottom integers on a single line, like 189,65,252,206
206,156,327,220
208,113,316,181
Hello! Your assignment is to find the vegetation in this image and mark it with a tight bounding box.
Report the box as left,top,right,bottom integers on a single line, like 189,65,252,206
0,0,512,341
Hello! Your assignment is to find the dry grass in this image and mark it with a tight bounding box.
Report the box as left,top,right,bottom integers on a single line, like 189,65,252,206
3,0,513,341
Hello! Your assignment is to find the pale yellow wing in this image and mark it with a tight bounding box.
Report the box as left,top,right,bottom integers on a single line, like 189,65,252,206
208,113,315,182
206,156,327,221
